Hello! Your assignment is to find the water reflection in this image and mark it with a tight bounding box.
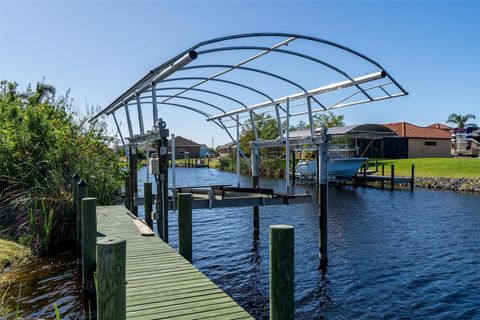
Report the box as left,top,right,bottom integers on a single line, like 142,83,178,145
0,252,82,319
138,167,480,319
3,166,478,319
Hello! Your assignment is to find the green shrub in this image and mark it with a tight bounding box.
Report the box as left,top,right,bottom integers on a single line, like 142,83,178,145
0,81,124,254
217,153,296,179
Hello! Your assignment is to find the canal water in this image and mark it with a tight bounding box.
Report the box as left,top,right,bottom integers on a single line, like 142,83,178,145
137,167,480,319
1,166,478,319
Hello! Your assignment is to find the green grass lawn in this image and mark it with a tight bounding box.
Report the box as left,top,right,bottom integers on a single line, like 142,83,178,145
369,158,480,178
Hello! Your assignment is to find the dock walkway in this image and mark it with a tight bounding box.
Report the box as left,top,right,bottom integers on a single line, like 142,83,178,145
96,205,253,320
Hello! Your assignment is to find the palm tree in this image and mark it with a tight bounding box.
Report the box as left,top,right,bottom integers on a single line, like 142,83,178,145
446,113,477,128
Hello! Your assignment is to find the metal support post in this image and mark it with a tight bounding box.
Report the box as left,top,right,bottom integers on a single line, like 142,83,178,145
251,148,260,237
146,142,150,182
156,139,163,239
307,96,315,138
236,114,241,187
172,134,177,211
318,128,329,266
161,136,169,243
291,150,296,186
285,98,290,194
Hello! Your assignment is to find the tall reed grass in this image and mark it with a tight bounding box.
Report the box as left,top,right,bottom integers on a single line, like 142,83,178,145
0,81,124,255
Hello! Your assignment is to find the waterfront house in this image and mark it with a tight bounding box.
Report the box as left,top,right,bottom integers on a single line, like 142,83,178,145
383,122,452,158
168,136,202,158
217,141,237,157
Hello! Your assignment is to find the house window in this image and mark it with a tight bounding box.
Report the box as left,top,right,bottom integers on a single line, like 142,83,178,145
425,141,437,146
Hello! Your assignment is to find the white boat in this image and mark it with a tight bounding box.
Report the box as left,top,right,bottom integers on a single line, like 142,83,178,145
295,157,367,179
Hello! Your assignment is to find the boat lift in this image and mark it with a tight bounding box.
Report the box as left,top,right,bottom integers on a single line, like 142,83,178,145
90,33,407,263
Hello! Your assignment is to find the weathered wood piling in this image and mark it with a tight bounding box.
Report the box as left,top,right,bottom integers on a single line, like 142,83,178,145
77,180,88,251
381,164,385,189
97,238,126,320
128,145,138,216
73,175,82,272
411,164,415,191
144,182,153,229
178,193,193,263
269,225,294,320
82,197,97,315
124,175,131,211
391,164,395,191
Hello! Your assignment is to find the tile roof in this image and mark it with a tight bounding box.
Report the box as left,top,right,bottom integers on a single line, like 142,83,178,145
427,123,452,130
384,122,451,139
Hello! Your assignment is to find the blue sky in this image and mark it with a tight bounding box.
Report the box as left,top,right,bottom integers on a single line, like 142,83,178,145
1,1,479,146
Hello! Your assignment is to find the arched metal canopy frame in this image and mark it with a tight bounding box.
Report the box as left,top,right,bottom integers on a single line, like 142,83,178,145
91,32,407,169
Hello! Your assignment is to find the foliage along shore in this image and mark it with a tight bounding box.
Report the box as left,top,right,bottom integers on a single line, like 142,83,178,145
0,81,124,256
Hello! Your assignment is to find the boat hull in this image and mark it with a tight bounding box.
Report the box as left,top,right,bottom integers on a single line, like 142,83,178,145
295,158,367,178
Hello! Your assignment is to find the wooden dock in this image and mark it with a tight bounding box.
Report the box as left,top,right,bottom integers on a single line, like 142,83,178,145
96,205,253,320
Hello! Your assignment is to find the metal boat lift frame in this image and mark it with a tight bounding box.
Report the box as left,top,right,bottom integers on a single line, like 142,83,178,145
90,33,408,263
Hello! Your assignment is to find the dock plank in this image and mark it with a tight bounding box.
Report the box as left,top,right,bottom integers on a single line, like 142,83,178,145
96,205,252,320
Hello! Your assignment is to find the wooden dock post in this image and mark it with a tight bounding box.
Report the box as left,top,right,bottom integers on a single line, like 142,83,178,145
128,145,138,216
362,163,367,186
144,182,153,229
318,129,328,265
410,164,415,191
72,174,80,271
381,164,385,189
252,148,260,237
82,197,97,315
97,238,126,320
375,160,379,172
77,179,88,273
269,225,294,320
390,164,395,191
178,193,193,263
124,175,131,211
